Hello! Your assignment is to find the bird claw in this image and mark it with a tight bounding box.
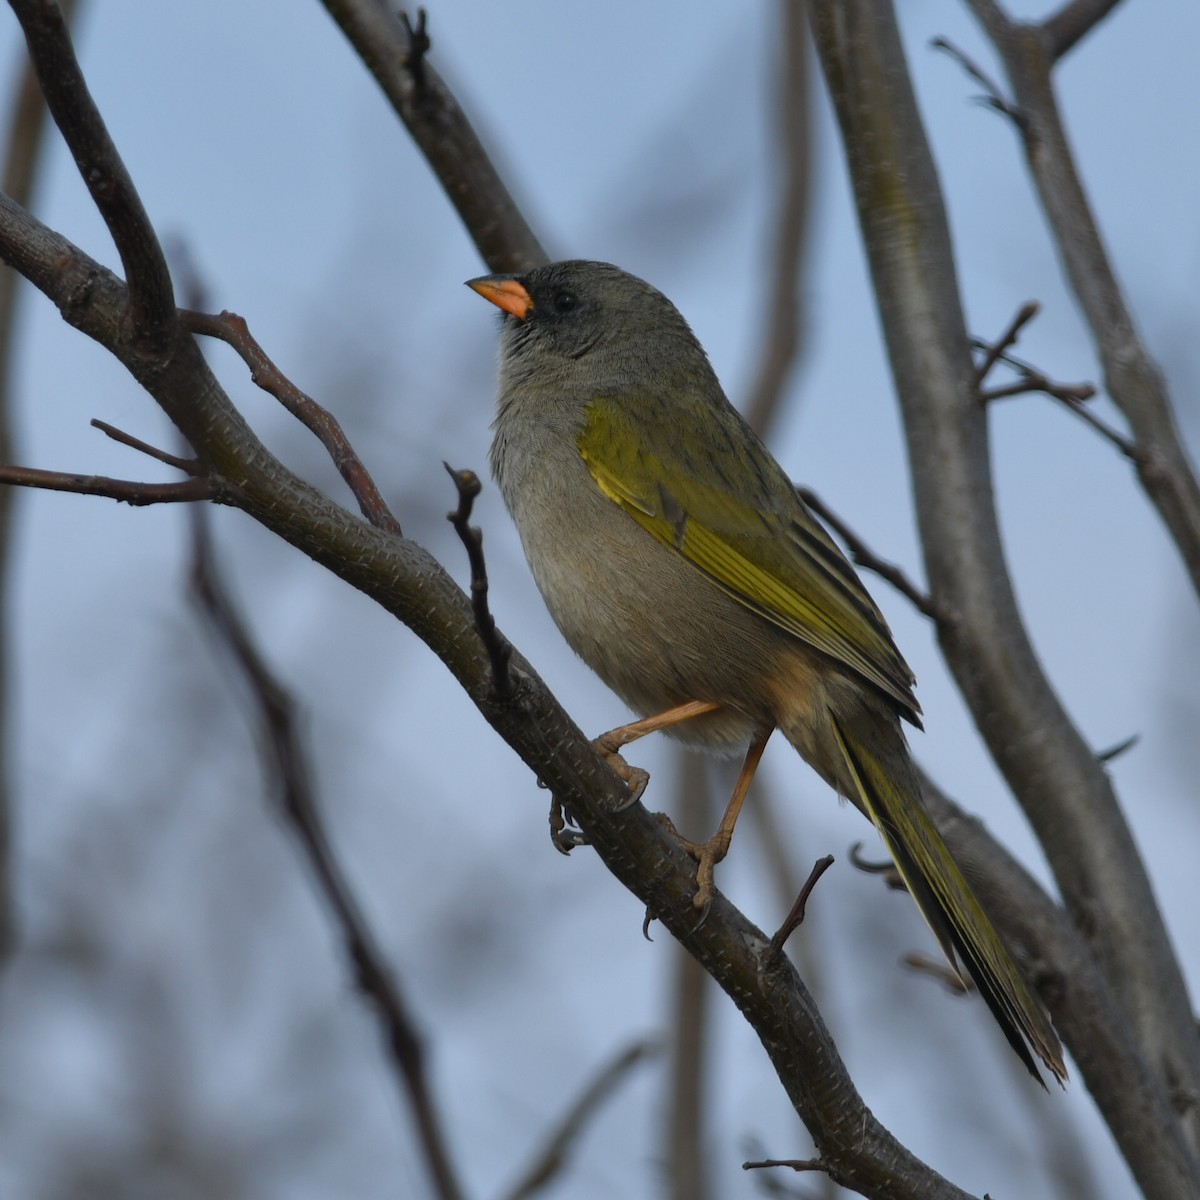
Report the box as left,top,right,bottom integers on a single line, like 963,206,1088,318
549,796,589,854
654,812,721,915
591,740,649,809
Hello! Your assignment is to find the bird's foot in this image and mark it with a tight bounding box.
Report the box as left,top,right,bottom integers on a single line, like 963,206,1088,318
549,796,589,854
655,813,727,916
590,735,650,808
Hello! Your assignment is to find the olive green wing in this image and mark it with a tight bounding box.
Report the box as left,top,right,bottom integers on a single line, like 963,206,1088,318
578,394,920,721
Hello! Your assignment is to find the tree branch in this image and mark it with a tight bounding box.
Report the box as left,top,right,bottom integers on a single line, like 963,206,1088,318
961,0,1200,1147
444,464,512,698
915,766,1200,1200
181,308,403,536
0,90,978,1200
796,487,939,621
808,0,1200,1180
964,0,1200,604
320,1,548,274
90,417,204,474
500,1040,658,1200
0,462,214,505
8,0,175,354
744,0,814,435
1043,0,1124,60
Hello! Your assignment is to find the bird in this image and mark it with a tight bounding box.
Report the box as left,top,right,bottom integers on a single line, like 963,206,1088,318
467,258,1066,1085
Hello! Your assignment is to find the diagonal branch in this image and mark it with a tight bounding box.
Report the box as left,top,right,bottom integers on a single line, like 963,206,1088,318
963,0,1200,604
500,1040,658,1200
90,417,204,474
960,0,1200,1150
321,1,548,274
181,308,403,536
797,487,939,621
808,0,1200,1184
0,108,979,1200
914,765,1200,1200
8,0,175,354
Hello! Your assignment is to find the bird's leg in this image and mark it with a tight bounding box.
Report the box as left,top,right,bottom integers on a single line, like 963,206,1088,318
591,700,721,803
684,731,772,911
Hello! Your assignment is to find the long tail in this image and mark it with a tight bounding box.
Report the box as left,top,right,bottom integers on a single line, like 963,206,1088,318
828,711,1067,1086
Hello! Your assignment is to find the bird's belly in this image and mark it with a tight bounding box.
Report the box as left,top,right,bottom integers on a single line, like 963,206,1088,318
512,485,785,751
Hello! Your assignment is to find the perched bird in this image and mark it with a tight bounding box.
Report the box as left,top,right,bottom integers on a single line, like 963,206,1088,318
468,259,1066,1085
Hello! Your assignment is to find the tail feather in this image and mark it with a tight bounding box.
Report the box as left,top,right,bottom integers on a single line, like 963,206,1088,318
828,712,1067,1086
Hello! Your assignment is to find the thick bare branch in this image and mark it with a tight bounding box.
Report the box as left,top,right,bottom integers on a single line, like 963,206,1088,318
964,0,1200,602
8,0,175,353
962,0,1200,1147
807,0,1200,1176
320,1,547,274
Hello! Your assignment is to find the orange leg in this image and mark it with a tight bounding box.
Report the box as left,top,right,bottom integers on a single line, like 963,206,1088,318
590,702,770,910
594,700,721,754
683,731,772,911
591,700,721,803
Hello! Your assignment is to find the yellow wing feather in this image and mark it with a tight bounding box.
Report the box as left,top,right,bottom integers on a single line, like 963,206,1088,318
580,399,920,720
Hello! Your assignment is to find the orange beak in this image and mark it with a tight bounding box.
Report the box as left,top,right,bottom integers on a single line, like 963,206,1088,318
466,275,534,320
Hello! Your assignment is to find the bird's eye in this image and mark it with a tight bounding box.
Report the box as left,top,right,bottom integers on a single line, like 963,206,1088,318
553,290,577,314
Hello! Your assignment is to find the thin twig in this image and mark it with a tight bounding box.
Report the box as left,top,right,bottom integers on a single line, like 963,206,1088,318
90,418,203,475
966,0,1200,605
768,855,836,957
974,340,1140,458
180,308,403,536
499,1040,659,1200
188,508,466,1200
1096,733,1139,764
797,487,940,621
0,463,213,505
10,0,175,353
744,1158,828,1176
929,36,1025,128
444,463,512,697
980,375,1094,405
972,300,1041,387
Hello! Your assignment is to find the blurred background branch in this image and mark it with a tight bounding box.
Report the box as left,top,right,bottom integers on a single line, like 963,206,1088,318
0,0,77,966
964,0,1200,605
